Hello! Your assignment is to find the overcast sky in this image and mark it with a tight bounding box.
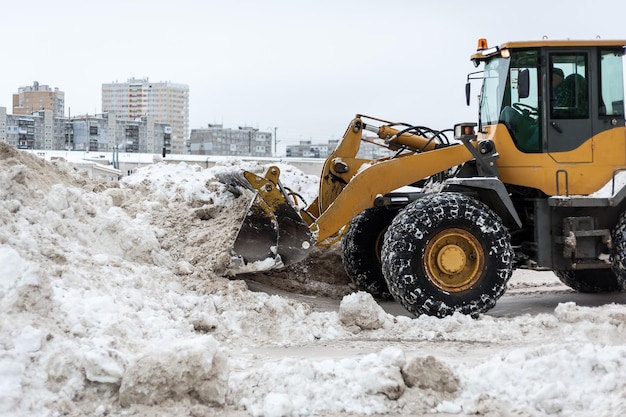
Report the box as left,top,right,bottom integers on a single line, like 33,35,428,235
1,0,625,151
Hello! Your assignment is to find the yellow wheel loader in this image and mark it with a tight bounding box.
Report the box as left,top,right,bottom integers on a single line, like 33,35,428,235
218,38,626,317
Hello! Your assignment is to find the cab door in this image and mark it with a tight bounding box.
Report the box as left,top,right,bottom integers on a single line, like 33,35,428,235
546,51,593,162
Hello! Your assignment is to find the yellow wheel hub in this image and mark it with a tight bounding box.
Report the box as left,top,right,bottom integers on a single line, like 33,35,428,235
424,228,484,292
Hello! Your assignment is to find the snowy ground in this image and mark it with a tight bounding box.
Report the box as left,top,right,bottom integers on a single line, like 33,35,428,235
1,142,626,417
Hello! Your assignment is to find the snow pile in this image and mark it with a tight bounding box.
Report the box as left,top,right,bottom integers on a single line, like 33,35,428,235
339,291,391,331
444,343,626,416
1,142,626,417
119,336,228,407
232,347,409,416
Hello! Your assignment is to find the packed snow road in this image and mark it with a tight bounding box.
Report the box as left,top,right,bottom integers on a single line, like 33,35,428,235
245,269,626,318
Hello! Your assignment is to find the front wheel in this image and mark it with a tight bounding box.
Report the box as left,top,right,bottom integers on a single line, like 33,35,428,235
381,193,513,318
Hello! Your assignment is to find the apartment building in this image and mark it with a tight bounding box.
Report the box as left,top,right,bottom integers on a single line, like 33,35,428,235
188,124,273,157
0,107,5,144
68,114,171,153
12,82,65,118
0,109,68,150
285,140,337,158
102,78,189,154
0,107,170,153
285,136,394,159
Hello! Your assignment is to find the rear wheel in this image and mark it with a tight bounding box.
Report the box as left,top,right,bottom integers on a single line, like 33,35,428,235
342,207,397,299
610,211,626,290
554,270,621,293
381,193,513,318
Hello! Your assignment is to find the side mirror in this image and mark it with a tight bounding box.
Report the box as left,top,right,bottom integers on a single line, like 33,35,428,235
465,82,471,106
518,69,530,99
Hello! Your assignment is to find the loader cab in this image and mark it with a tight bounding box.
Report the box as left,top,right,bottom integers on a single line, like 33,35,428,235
470,39,626,155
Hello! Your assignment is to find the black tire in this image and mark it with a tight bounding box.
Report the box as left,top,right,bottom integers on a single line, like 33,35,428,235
381,193,513,318
554,270,621,293
341,207,398,299
611,210,626,290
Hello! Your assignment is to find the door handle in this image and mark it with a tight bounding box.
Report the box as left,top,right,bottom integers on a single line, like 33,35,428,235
550,121,563,133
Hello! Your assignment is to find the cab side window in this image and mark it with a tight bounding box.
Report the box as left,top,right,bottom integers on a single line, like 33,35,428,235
599,48,625,117
550,54,589,119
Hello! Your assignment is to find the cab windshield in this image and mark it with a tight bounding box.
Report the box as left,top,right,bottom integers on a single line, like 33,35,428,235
478,56,510,126
479,50,541,152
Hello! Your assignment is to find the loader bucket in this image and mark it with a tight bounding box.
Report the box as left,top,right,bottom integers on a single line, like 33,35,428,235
216,167,315,272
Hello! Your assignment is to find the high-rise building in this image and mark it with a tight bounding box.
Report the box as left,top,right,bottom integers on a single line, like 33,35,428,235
101,78,189,154
12,82,65,117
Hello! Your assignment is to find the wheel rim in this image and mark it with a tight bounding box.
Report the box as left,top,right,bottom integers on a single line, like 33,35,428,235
424,228,484,292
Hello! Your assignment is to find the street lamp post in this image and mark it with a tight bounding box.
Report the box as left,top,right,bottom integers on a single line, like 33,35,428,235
247,128,259,156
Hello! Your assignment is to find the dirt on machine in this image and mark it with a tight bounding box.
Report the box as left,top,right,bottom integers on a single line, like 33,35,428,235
218,38,626,318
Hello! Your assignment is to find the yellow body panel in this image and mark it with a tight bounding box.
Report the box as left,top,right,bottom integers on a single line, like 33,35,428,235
488,124,626,195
